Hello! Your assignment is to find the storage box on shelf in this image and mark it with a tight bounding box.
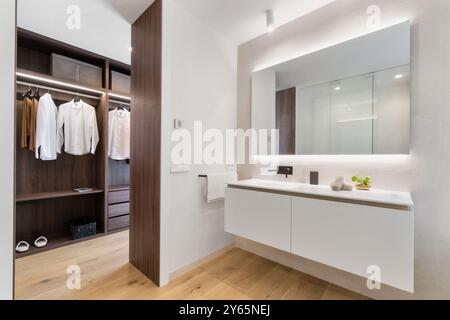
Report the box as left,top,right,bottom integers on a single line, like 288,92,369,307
51,53,103,88
111,70,131,94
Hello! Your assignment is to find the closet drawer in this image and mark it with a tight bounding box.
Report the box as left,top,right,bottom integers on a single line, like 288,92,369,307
108,203,130,218
108,215,129,231
108,190,130,204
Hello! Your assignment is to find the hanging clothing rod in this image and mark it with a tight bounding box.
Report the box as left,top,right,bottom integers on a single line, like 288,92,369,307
108,93,131,101
16,81,102,101
109,99,131,106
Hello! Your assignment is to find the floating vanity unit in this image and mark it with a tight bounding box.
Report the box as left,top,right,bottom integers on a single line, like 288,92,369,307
225,179,414,293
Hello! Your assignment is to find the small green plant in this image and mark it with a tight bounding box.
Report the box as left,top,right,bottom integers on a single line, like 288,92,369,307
352,176,372,191
352,176,371,186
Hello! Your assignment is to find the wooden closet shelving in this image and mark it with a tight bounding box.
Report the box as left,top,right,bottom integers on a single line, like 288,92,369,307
15,28,131,258
16,189,104,203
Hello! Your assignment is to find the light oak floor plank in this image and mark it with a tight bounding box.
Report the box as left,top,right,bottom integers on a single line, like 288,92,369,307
15,231,367,300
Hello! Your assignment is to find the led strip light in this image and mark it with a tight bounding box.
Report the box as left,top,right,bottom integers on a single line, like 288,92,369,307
16,81,101,101
16,71,105,95
108,92,131,101
109,99,131,106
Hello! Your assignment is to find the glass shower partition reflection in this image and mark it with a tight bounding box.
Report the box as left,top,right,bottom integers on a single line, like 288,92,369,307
295,66,410,155
296,74,374,155
329,74,374,155
296,82,331,155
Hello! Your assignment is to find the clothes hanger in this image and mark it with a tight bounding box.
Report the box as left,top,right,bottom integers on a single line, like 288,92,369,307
33,88,40,100
74,93,81,103
22,86,33,99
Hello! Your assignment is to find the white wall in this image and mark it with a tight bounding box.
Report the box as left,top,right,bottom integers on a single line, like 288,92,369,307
17,0,131,63
0,0,16,301
238,0,450,299
161,0,237,285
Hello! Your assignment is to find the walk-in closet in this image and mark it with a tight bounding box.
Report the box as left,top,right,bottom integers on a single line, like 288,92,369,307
13,0,162,293
15,28,132,257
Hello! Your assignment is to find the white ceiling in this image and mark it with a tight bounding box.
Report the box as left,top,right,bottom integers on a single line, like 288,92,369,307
172,0,336,45
102,0,155,24
103,0,335,45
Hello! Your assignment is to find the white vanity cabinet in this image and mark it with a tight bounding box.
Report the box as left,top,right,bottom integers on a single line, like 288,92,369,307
225,188,292,252
291,197,414,293
224,180,415,293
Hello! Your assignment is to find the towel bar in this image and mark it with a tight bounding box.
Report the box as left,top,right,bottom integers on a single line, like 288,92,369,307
199,173,238,178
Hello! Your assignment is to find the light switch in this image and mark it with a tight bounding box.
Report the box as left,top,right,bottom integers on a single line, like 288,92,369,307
174,119,183,129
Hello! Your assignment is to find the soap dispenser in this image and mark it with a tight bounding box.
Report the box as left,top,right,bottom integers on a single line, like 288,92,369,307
310,171,319,185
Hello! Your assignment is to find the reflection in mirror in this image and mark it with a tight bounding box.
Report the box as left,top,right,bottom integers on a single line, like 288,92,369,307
297,66,410,155
252,21,411,155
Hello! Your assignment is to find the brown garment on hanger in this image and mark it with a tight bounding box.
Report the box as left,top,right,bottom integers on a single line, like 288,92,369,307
21,97,39,151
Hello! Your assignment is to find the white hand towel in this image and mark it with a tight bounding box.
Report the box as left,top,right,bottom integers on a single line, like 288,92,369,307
207,172,238,203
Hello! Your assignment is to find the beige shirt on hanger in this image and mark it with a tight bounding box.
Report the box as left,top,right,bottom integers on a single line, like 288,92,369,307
108,108,131,160
57,100,99,156
21,96,39,151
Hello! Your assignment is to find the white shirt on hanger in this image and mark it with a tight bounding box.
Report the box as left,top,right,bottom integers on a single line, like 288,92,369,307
35,93,58,161
108,108,131,160
57,100,99,156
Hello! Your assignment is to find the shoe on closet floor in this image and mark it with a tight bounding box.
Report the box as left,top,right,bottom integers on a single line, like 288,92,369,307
15,241,30,253
34,236,48,248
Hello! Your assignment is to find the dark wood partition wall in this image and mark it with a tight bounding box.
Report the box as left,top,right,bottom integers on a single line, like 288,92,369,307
96,91,109,231
130,0,162,285
276,87,297,155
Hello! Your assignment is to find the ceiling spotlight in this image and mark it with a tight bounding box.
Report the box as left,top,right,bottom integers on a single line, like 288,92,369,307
394,74,403,79
128,46,133,52
334,86,341,91
266,10,275,33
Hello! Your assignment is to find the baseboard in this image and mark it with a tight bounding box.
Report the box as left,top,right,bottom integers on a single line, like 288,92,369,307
169,245,235,281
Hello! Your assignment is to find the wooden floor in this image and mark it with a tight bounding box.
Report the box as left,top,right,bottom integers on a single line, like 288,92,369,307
15,231,367,300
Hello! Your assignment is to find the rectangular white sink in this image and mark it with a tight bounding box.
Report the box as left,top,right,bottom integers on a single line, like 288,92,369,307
230,179,302,190
227,179,414,208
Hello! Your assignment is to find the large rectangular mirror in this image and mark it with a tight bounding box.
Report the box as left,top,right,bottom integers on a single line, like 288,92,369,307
252,21,411,155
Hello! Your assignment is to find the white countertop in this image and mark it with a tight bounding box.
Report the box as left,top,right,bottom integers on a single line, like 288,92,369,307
227,179,414,208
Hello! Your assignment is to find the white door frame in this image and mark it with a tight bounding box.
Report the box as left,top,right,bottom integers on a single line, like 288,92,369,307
0,0,16,301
